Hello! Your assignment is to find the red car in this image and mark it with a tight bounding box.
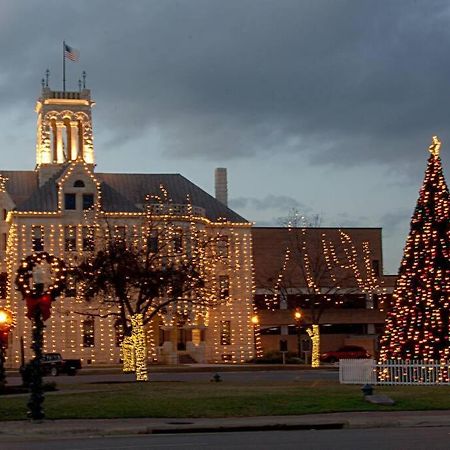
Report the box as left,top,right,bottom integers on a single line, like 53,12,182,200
320,345,371,363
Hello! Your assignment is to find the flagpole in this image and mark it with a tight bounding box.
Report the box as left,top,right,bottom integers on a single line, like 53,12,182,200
63,40,66,92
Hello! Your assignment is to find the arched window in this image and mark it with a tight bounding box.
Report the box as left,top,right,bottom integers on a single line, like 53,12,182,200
73,180,85,188
82,317,95,348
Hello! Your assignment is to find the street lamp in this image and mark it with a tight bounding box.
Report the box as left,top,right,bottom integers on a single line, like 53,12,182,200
294,308,302,359
15,252,67,420
0,307,14,390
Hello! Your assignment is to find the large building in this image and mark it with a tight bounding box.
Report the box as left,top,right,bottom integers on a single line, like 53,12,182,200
1,85,256,367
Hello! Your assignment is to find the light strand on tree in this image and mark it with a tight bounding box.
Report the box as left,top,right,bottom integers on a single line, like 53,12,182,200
379,136,450,366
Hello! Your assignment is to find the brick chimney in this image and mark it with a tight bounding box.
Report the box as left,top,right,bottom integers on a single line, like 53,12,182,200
215,168,228,206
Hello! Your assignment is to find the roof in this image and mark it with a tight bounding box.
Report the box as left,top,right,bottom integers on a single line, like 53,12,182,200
0,169,247,223
0,171,38,207
10,167,65,212
96,173,246,222
99,181,141,213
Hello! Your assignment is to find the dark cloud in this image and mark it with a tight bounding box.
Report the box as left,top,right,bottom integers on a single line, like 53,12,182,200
327,212,371,228
381,209,412,236
1,0,450,175
230,194,308,212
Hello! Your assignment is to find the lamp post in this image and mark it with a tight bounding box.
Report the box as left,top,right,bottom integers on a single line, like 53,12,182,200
0,307,14,390
15,252,66,420
294,308,302,359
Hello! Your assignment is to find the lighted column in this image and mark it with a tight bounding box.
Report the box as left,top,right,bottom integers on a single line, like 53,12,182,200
81,119,94,164
37,118,52,164
55,121,65,163
70,121,79,160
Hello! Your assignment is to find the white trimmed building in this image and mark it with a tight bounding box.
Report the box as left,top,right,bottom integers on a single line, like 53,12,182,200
1,86,256,367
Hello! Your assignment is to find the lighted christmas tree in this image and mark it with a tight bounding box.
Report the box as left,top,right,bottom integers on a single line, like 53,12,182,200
379,136,450,361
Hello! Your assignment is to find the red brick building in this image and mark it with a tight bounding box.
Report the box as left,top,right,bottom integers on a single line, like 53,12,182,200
252,227,395,360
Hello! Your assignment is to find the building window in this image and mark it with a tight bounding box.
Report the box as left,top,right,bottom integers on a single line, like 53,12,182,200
0,272,7,299
82,317,95,347
64,193,76,210
73,180,85,188
218,275,230,300
82,193,94,210
260,326,281,335
32,226,44,252
372,260,380,277
217,236,228,257
147,234,158,253
82,226,95,251
114,226,126,241
173,232,183,253
320,324,367,334
2,209,7,220
65,225,77,252
220,320,231,345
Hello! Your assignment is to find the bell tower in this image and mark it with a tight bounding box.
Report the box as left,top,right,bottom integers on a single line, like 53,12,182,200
35,77,95,185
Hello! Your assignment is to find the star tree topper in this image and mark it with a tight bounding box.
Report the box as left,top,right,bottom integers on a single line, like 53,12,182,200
428,135,442,157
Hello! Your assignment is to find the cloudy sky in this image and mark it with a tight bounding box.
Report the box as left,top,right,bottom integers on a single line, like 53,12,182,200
1,0,450,274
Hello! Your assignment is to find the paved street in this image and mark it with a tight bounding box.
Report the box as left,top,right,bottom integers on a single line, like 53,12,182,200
5,367,339,386
4,427,450,450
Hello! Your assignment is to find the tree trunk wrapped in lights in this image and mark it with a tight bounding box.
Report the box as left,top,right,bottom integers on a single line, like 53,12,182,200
307,325,320,368
131,313,148,381
379,136,450,363
121,334,135,373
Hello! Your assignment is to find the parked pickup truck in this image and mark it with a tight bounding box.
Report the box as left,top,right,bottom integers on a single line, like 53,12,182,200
40,353,82,376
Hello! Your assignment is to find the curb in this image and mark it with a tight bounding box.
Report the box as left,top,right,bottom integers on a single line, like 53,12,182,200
2,413,450,440
147,422,346,434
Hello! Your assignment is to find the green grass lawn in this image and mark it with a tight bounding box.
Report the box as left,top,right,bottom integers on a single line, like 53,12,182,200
1,380,450,421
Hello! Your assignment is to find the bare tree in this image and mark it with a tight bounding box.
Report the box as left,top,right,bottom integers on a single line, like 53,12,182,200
256,212,383,367
74,191,227,380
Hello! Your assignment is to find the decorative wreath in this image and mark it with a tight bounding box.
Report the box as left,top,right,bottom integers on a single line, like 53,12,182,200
15,252,67,299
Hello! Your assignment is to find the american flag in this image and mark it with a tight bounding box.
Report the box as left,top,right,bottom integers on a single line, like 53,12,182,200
64,44,79,62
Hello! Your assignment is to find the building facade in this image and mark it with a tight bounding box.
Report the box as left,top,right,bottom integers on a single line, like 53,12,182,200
252,227,395,360
1,86,256,368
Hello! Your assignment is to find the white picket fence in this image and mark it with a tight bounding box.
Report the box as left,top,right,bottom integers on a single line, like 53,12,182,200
339,359,450,385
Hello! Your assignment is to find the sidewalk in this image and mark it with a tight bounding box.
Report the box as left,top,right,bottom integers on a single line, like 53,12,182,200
1,411,450,440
